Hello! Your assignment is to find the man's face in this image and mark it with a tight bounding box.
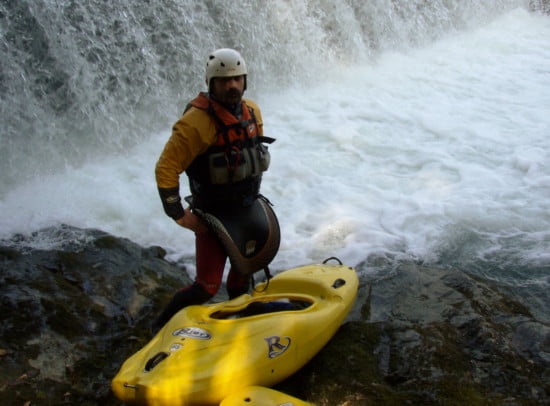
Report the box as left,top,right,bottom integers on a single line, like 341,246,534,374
210,75,245,106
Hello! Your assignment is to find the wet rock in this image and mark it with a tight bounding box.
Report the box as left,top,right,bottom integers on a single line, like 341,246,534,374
0,225,190,406
283,264,550,405
1,226,548,405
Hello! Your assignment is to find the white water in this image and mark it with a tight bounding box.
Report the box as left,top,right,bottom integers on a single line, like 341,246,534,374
1,7,549,296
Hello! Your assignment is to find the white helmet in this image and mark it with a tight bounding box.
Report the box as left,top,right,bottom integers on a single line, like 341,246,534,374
205,48,247,90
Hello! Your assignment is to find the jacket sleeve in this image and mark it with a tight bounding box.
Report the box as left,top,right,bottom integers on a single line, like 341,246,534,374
155,108,216,219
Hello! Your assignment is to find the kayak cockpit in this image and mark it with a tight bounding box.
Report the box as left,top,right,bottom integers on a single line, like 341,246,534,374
209,297,313,320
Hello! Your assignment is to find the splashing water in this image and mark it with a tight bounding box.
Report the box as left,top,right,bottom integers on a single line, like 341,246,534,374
1,2,549,320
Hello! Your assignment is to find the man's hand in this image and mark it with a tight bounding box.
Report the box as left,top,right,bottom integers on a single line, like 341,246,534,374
175,208,208,234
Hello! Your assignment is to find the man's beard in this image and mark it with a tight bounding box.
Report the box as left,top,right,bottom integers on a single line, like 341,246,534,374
222,88,242,105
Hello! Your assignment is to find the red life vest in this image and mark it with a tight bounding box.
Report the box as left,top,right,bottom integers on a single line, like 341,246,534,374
189,92,261,146
185,93,274,207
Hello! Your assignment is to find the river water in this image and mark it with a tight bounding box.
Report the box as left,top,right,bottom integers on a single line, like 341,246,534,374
1,1,549,319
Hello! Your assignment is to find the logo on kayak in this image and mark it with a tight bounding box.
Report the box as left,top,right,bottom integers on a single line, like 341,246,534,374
172,327,211,340
265,335,291,359
170,343,183,352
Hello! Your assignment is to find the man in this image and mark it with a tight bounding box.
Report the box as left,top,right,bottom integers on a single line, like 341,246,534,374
152,48,278,333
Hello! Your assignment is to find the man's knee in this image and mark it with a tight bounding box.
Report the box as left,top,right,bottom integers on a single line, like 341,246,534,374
188,281,215,303
151,282,214,335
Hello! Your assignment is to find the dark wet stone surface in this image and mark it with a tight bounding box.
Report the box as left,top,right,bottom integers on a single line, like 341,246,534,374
1,226,548,405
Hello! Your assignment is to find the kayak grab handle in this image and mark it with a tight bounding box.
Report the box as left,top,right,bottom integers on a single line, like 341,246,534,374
144,352,170,372
323,257,343,265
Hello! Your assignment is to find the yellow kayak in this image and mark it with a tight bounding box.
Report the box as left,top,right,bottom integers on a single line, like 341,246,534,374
219,386,316,406
111,261,358,406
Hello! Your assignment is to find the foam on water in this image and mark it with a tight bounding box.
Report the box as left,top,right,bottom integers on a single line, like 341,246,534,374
1,7,549,296
260,9,550,274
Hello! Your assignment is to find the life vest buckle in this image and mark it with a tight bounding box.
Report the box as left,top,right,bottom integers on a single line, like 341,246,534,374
225,146,241,170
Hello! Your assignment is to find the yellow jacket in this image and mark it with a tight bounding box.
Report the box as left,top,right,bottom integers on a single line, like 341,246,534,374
155,97,263,190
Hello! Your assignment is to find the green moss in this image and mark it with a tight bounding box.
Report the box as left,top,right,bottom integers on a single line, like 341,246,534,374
93,235,124,249
40,297,86,338
418,322,469,373
278,321,393,405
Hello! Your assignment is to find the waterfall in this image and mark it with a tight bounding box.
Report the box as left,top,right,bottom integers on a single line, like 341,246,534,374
0,0,533,192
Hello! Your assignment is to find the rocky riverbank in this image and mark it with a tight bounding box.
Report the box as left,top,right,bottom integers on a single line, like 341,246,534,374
1,225,548,405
